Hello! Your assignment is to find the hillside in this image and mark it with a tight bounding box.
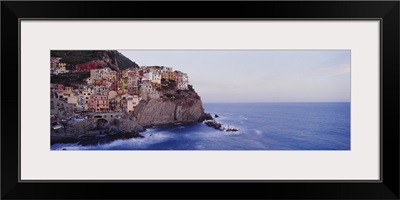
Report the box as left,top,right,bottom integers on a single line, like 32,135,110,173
51,50,139,71
51,71,90,87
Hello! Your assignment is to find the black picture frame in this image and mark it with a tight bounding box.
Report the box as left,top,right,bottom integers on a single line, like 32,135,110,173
2,1,399,199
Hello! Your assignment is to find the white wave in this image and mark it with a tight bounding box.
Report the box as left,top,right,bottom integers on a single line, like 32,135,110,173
51,130,173,150
102,131,172,149
51,142,94,150
254,130,263,135
51,142,83,150
239,115,248,120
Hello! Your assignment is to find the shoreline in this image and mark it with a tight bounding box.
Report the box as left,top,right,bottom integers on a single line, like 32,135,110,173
51,130,145,146
50,120,207,146
50,112,215,146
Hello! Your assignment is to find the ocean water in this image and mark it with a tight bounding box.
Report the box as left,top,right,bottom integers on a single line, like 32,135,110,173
51,102,350,150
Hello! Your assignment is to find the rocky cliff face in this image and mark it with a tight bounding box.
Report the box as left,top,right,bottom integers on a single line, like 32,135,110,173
132,96,206,127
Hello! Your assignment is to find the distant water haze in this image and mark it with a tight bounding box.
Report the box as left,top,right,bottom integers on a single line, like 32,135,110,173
119,50,351,103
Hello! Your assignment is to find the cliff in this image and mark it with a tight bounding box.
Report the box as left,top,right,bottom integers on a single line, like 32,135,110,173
51,87,212,146
132,92,207,126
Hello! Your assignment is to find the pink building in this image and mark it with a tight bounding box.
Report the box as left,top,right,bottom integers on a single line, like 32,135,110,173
50,84,64,91
128,70,136,77
89,94,109,112
51,57,60,68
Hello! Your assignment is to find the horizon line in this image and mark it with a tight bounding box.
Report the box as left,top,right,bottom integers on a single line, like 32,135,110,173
202,101,351,104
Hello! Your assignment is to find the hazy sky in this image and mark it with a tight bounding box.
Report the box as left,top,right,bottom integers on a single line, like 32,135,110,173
120,50,350,103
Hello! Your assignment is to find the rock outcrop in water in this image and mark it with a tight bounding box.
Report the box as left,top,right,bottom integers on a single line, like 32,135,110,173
204,120,239,132
204,120,223,130
51,117,145,145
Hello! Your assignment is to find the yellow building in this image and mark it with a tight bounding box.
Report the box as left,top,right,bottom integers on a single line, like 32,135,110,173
161,71,177,81
64,87,74,94
110,71,117,82
115,93,127,110
79,87,94,110
122,69,129,78
117,77,128,94
170,71,177,81
57,62,67,68
162,72,169,80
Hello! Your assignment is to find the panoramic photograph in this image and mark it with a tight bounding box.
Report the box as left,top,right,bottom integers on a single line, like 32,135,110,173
50,50,350,150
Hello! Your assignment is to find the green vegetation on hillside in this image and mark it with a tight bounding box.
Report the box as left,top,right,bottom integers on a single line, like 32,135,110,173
51,71,90,87
161,78,177,90
50,50,139,70
51,51,105,65
105,51,139,70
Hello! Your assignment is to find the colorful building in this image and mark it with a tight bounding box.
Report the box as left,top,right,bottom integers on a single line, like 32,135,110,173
110,71,117,82
162,71,177,81
50,57,68,74
108,98,116,111
151,70,162,84
75,61,102,71
76,96,85,109
117,77,129,94
50,84,64,91
80,87,94,110
89,94,109,112
128,86,140,96
90,69,99,79
140,80,161,99
176,71,189,90
126,95,141,113
50,57,62,69
50,65,192,114
115,93,127,110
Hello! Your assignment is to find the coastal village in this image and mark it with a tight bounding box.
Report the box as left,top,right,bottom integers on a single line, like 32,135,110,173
50,56,190,129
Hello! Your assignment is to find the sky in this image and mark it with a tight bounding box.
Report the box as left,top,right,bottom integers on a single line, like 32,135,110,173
119,50,350,103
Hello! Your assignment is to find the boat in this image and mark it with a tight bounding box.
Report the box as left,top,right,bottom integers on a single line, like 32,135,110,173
51,122,64,130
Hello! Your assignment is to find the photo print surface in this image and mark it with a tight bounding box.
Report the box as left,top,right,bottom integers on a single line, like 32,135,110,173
50,50,351,150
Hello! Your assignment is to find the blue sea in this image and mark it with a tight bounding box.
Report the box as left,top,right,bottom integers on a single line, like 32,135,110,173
51,102,350,150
